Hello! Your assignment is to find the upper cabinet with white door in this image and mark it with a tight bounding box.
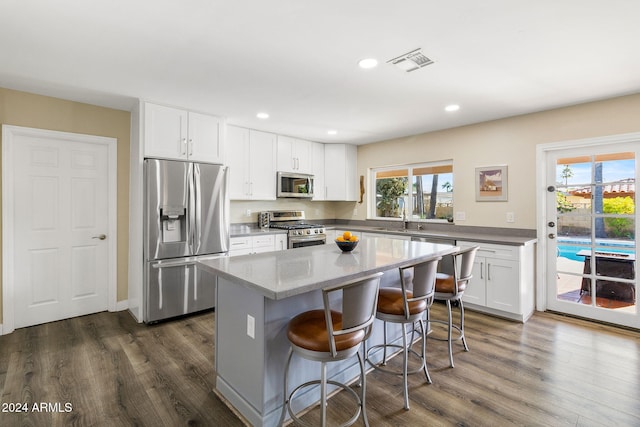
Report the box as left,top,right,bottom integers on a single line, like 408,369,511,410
144,102,223,164
277,135,312,174
311,142,325,201
226,125,277,200
324,143,358,201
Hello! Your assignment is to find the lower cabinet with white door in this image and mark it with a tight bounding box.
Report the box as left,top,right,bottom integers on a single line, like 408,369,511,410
457,240,536,322
229,234,287,256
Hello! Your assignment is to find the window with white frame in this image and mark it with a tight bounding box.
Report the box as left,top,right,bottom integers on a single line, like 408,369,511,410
370,160,454,221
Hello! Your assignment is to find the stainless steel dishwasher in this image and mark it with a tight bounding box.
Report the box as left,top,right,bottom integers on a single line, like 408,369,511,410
411,236,455,275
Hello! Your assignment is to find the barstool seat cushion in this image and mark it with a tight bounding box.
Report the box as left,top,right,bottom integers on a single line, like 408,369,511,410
377,287,427,316
287,309,365,353
435,272,467,294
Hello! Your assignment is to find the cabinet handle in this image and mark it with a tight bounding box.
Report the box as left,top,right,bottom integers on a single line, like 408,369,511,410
480,262,484,279
181,138,187,155
488,263,491,281
188,138,193,156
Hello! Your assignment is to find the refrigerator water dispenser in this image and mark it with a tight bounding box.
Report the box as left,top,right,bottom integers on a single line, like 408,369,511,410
161,206,186,243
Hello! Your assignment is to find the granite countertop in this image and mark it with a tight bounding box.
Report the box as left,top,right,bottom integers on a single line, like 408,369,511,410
331,225,537,246
199,237,457,300
231,223,536,246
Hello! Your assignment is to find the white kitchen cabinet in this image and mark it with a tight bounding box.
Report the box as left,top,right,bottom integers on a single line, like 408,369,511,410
276,135,312,174
229,234,284,256
311,142,325,201
226,125,276,200
458,240,535,322
229,236,253,256
324,144,358,201
274,234,288,251
252,234,276,253
144,103,223,163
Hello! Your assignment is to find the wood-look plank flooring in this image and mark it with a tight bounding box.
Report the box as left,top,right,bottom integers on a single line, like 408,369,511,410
1,305,638,426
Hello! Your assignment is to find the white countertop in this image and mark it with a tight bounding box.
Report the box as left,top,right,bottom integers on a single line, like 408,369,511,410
199,237,458,300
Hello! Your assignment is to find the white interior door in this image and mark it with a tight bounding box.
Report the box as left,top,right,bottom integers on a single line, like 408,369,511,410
539,135,638,328
2,125,117,331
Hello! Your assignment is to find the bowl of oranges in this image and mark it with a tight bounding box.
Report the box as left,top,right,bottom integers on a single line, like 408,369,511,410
335,231,359,252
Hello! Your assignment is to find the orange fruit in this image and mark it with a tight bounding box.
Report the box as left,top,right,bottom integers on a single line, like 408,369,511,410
349,236,358,242
343,231,352,240
336,236,345,242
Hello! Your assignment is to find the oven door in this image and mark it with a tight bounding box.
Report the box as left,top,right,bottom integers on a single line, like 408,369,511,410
289,234,326,249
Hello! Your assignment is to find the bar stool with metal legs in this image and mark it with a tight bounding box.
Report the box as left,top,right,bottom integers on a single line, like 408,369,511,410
432,246,479,368
365,257,440,410
280,272,382,427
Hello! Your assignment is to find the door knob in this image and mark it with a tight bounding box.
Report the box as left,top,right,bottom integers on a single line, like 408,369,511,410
548,233,556,239
92,234,107,240
548,221,556,227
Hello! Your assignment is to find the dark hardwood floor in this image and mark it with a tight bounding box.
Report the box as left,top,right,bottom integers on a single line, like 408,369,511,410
1,305,638,426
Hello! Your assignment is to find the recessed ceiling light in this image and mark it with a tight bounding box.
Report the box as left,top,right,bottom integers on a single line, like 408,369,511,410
256,112,269,119
327,130,337,135
445,104,460,112
358,58,378,69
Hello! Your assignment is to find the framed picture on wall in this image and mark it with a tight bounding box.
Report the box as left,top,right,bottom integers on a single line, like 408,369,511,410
475,165,508,201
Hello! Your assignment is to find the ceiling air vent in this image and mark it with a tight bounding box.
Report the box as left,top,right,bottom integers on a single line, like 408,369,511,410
387,49,434,72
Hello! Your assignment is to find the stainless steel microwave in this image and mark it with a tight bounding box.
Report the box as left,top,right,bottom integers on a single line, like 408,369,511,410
277,172,314,198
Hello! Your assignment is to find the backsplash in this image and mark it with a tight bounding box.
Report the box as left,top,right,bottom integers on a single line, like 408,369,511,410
230,200,337,224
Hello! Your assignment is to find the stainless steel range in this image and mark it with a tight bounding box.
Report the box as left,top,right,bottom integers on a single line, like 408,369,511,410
263,210,326,249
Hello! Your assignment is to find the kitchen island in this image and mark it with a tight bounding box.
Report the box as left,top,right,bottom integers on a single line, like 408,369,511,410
198,237,458,427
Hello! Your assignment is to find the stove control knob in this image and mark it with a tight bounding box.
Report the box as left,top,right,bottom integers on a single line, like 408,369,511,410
306,229,311,235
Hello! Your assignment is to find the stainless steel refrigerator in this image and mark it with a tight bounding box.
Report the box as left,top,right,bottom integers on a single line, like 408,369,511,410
144,159,229,322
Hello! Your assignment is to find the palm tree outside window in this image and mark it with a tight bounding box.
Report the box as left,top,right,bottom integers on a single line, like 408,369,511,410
371,161,454,222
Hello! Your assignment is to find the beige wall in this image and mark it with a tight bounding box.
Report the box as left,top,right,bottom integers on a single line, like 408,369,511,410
0,87,131,323
353,93,640,228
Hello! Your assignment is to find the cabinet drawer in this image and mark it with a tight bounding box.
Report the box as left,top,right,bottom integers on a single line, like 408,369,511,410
252,234,275,248
230,236,252,251
458,240,519,261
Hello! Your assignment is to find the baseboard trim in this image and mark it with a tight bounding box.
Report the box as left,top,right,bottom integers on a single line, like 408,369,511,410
114,300,129,312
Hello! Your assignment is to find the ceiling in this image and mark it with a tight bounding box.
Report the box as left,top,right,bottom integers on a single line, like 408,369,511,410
1,1,639,145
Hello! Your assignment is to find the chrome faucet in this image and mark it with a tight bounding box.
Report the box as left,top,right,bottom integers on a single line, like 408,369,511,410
417,223,424,231
402,210,408,231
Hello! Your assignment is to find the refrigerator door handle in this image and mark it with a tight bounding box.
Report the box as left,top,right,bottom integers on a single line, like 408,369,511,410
152,260,196,269
187,162,196,254
193,163,202,254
